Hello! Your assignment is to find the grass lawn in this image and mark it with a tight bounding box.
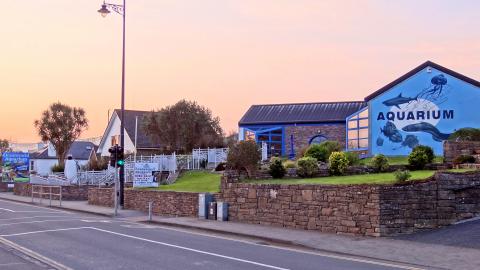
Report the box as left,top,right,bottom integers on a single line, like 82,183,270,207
247,170,436,185
145,171,221,193
358,156,443,165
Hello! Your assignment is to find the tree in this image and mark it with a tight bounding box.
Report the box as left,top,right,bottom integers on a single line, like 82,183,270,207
143,100,224,153
34,102,88,166
226,140,261,178
224,131,238,148
0,139,10,166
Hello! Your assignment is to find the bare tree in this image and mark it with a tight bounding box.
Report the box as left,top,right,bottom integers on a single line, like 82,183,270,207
34,102,88,166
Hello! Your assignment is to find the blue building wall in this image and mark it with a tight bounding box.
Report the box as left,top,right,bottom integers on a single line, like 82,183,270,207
369,66,480,155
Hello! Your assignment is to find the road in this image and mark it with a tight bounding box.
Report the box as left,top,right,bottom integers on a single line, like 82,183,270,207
0,200,424,270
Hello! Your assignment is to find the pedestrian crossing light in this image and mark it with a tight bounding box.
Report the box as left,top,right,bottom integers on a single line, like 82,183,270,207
117,159,125,166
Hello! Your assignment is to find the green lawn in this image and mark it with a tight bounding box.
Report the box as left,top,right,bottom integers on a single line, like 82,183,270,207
247,170,436,185
145,171,221,193
358,156,443,165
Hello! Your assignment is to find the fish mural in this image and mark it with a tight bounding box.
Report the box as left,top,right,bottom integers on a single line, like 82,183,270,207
401,135,419,149
402,122,451,142
376,137,384,146
381,121,403,143
382,93,417,109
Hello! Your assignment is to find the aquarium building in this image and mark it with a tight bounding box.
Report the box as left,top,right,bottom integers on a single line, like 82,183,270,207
239,61,480,157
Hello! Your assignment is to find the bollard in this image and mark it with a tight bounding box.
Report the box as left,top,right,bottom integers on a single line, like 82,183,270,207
148,202,153,221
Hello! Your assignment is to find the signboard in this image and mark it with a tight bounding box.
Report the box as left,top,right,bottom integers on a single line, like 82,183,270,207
2,152,30,182
133,162,159,188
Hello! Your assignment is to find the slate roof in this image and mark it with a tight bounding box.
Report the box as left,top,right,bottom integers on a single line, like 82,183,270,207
239,101,367,126
113,109,160,149
30,141,96,160
364,61,480,101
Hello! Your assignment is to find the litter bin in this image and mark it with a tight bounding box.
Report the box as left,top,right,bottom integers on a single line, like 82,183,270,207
208,202,217,220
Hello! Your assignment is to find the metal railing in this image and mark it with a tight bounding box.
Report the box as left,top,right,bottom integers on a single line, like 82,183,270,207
31,185,62,206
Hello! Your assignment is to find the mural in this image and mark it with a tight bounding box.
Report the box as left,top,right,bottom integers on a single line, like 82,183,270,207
1,152,29,182
370,67,480,155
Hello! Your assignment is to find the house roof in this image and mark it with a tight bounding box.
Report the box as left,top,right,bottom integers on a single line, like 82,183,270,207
30,141,96,160
364,61,480,101
113,109,160,149
239,101,367,126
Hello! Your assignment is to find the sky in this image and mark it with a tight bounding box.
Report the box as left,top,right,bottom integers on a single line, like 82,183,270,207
1,0,479,142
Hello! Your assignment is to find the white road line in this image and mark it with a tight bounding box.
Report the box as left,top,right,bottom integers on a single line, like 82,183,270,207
0,227,92,237
0,199,71,214
90,227,290,270
0,262,26,266
0,207,15,212
0,219,109,227
0,216,70,221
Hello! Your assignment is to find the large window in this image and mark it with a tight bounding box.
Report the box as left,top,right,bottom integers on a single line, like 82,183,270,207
346,108,369,150
242,127,284,157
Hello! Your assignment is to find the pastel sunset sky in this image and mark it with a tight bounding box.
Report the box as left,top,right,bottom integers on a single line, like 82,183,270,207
1,0,479,142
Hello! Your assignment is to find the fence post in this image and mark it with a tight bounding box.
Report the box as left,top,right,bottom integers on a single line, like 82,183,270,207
148,201,153,221
31,185,34,203
49,186,52,207
59,187,62,207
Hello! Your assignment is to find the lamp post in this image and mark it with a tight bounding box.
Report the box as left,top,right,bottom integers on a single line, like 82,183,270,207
98,0,126,206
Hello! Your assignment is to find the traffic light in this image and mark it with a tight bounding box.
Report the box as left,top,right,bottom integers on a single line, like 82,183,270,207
116,146,124,167
108,145,118,167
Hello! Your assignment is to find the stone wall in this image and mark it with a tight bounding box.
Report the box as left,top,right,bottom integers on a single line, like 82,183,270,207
444,141,480,164
0,182,12,192
124,189,200,217
285,124,346,158
88,187,114,207
13,183,90,201
220,171,480,236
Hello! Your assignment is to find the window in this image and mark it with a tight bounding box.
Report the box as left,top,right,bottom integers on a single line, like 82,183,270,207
242,127,284,157
30,160,34,171
111,135,120,146
309,135,327,145
346,108,369,150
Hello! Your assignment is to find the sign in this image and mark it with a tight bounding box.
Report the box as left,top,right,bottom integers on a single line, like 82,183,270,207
2,152,30,182
133,162,159,188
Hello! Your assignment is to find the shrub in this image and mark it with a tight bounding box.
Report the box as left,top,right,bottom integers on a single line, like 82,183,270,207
304,141,341,162
408,145,434,170
328,152,349,176
215,162,226,171
87,157,109,171
449,128,480,141
226,140,261,178
394,170,411,183
344,151,360,166
283,160,297,169
371,154,389,172
269,157,286,179
453,155,476,164
297,157,318,178
51,163,65,173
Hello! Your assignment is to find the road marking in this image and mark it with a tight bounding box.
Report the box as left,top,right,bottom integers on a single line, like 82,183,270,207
0,219,92,227
90,227,290,270
0,215,70,221
0,207,15,212
0,199,71,214
0,262,26,266
0,227,91,237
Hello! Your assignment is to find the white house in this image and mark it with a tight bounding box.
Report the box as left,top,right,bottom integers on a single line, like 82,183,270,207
29,141,97,176
97,109,161,157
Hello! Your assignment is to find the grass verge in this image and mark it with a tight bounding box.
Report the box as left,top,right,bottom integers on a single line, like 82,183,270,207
144,171,221,193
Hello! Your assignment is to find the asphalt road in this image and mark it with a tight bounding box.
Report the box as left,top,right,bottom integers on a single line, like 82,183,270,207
0,200,423,270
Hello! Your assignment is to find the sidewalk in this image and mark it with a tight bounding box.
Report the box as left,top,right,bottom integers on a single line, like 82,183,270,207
1,192,479,270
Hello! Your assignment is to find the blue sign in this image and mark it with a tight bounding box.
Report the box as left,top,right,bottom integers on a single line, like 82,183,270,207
2,152,30,181
369,67,480,155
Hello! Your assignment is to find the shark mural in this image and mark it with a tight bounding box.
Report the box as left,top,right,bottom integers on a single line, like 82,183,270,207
368,63,480,156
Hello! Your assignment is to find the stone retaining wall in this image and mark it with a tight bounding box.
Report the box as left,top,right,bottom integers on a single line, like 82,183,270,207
220,171,480,236
444,141,480,164
0,182,11,192
13,182,90,201
124,189,200,217
88,187,114,207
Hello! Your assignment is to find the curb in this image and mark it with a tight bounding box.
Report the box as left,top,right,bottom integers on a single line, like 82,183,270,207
0,236,73,270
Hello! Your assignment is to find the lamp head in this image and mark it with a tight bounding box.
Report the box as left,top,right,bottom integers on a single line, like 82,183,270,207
98,4,110,17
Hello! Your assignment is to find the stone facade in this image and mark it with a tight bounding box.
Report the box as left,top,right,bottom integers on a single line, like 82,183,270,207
0,182,11,192
444,141,480,164
220,171,480,236
124,189,200,217
13,183,90,201
284,124,346,158
88,187,114,207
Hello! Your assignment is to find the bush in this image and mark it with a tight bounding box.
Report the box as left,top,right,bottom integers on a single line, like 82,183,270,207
328,152,349,176
449,128,480,141
371,154,389,172
283,160,297,169
408,145,434,170
51,163,65,173
394,170,411,183
453,155,476,164
215,162,226,171
87,157,109,171
304,141,341,162
297,157,318,178
269,157,286,179
226,140,261,178
344,151,360,166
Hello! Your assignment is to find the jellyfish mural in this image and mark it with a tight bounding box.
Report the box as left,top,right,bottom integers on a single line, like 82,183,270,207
418,74,448,101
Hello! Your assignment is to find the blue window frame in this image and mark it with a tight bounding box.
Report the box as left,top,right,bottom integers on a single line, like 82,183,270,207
242,126,284,157
309,135,327,145
346,107,369,151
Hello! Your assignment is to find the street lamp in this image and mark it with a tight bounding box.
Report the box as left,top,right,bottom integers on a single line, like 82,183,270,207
98,0,126,207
